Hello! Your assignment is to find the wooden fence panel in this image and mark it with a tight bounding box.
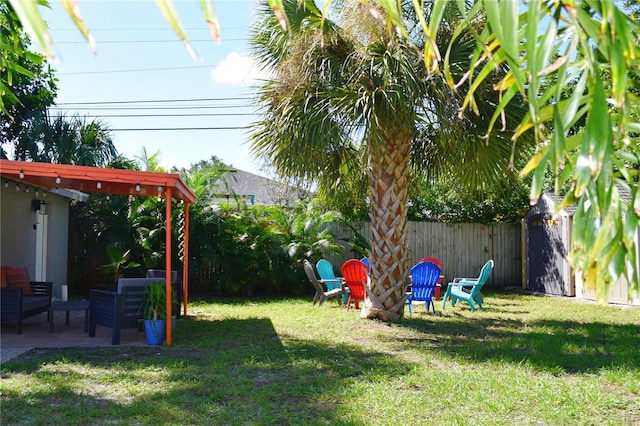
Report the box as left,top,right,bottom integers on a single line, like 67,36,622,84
328,222,522,289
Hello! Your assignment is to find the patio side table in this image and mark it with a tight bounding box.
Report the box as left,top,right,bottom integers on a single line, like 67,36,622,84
49,300,90,333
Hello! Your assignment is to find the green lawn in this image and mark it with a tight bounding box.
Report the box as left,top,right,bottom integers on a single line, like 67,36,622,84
2,292,639,425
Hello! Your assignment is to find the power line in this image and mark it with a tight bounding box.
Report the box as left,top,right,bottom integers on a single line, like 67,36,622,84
53,38,247,44
63,113,255,118
50,26,247,32
110,126,248,131
56,97,250,105
49,105,253,111
57,65,214,75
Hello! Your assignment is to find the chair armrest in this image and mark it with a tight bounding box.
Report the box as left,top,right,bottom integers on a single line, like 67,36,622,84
320,278,344,284
447,279,478,294
453,277,478,283
452,278,478,287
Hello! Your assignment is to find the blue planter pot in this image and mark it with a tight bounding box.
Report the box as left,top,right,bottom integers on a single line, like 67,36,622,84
144,319,165,345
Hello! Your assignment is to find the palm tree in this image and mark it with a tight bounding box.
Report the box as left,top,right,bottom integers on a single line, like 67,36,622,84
15,113,117,167
135,147,166,172
250,1,530,321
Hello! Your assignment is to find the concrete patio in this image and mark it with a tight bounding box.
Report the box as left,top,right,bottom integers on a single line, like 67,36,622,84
1,310,147,364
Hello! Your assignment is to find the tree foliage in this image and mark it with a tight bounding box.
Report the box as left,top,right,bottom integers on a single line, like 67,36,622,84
250,0,531,321
13,114,117,166
0,2,56,157
9,0,637,304
264,0,640,301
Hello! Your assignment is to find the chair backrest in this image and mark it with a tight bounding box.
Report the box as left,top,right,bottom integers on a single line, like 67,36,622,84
303,260,325,294
116,278,150,294
410,261,441,301
316,259,338,280
420,257,442,269
471,260,494,295
341,259,368,300
116,278,166,323
146,269,179,283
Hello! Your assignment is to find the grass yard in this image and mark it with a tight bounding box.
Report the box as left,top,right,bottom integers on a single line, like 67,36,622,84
1,292,639,425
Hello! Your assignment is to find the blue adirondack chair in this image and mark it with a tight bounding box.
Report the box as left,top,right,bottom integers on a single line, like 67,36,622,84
442,260,494,312
406,260,441,314
316,259,346,304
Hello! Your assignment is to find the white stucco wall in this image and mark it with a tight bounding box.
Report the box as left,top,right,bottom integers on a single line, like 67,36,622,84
1,183,69,299
0,184,37,269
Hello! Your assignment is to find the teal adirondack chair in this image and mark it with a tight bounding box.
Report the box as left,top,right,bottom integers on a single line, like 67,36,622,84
303,260,344,307
316,259,346,304
442,260,494,312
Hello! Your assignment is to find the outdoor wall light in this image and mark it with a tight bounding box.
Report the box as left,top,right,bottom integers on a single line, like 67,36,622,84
19,170,24,179
25,186,29,193
35,189,39,197
97,181,102,189
3,181,8,188
15,184,20,191
55,176,61,184
135,183,141,192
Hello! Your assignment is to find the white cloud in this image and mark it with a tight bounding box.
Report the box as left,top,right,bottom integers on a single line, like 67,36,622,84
210,52,271,87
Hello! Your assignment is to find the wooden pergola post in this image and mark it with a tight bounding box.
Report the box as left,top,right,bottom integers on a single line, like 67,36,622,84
165,187,173,345
183,203,190,316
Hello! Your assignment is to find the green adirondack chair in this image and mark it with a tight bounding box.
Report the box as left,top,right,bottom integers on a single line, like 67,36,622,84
442,260,494,312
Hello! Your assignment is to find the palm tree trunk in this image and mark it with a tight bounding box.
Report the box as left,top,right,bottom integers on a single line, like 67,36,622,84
361,131,411,321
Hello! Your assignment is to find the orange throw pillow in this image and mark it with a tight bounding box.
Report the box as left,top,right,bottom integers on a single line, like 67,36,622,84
6,267,33,295
0,267,8,288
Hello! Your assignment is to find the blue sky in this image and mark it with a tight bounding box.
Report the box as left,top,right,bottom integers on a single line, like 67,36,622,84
39,0,268,175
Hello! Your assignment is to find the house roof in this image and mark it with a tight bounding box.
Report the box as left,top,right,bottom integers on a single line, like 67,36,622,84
0,160,196,203
209,169,305,206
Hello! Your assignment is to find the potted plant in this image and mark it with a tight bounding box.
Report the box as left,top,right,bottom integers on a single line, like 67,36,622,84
141,281,166,345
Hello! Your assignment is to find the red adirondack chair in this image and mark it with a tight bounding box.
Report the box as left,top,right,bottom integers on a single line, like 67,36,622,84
340,259,369,310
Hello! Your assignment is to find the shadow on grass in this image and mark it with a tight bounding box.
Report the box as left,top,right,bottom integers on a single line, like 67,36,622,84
1,315,410,425
400,293,640,374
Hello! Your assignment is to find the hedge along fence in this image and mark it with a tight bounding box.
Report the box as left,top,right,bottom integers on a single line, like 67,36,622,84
327,222,522,289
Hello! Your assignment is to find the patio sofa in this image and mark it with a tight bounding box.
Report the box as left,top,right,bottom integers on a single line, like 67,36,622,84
1,266,53,334
89,277,165,345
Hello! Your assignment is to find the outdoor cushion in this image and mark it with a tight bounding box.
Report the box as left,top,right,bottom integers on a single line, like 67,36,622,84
0,267,7,288
22,295,51,311
5,267,33,295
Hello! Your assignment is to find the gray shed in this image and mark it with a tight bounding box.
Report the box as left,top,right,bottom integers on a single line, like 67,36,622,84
524,192,639,305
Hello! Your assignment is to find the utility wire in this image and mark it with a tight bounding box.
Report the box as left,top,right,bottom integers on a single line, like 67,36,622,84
110,126,248,131
64,113,255,118
56,97,249,105
50,26,247,31
49,105,252,111
57,65,214,75
53,38,247,44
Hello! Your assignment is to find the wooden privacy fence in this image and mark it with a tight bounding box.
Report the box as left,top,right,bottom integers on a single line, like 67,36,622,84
327,222,522,289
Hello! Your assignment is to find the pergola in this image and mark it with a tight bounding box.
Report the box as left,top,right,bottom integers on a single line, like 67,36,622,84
0,159,196,345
